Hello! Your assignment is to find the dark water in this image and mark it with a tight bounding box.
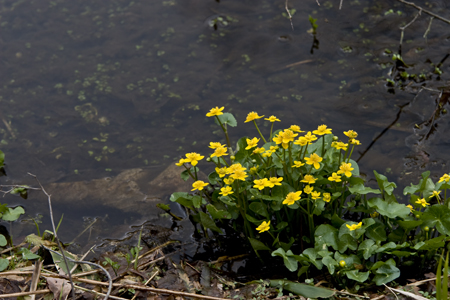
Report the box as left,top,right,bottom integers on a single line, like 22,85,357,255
1,0,449,249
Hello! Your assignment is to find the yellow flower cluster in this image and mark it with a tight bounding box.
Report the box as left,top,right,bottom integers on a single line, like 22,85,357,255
176,152,204,167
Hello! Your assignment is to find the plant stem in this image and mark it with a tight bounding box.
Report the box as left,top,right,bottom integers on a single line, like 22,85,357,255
215,115,231,149
253,120,267,143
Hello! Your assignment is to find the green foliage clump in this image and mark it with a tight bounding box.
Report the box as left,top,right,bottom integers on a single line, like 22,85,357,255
166,107,450,290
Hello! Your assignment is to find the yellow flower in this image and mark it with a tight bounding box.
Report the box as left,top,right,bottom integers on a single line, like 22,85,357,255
370,212,379,218
245,111,264,123
249,166,259,174
224,177,234,185
438,174,450,183
429,190,441,200
245,137,260,150
303,131,318,143
253,147,265,154
211,146,228,157
192,180,209,191
215,167,229,178
311,191,321,200
206,106,224,117
406,204,413,211
304,153,323,170
220,186,233,196
175,158,187,166
253,178,269,190
304,185,314,194
283,191,302,205
323,193,331,202
256,220,270,233
228,163,246,174
301,175,317,184
337,162,354,177
264,115,281,122
332,141,348,151
328,172,342,182
289,125,305,133
269,177,283,187
231,170,248,181
344,130,358,139
313,124,332,135
185,152,204,166
294,137,308,146
292,161,305,168
349,139,361,145
415,198,430,207
209,142,225,149
273,130,298,149
262,150,275,158
346,222,362,231
269,146,279,151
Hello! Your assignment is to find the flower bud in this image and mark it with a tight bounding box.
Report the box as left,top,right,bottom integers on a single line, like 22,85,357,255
206,157,211,162
424,226,429,232
333,136,338,141
415,214,420,219
230,156,235,161
252,159,257,163
339,260,346,267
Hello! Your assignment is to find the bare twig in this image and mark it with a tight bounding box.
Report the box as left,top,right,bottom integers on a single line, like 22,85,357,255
73,284,128,300
69,244,96,274
399,10,421,49
396,0,450,25
0,241,27,254
285,0,294,30
0,289,51,297
383,283,400,300
42,245,112,300
339,0,344,10
423,16,434,38
315,0,320,5
28,172,76,300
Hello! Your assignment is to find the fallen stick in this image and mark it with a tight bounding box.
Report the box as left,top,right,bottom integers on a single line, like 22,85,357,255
0,289,51,298
396,0,450,25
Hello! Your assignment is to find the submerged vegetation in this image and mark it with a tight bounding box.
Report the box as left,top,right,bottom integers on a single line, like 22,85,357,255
169,106,450,293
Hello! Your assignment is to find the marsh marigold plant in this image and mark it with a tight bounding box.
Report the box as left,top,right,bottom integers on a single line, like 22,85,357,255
166,106,450,289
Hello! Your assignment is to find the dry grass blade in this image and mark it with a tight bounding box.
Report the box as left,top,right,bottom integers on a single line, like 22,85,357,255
73,284,129,300
0,242,27,255
386,287,428,300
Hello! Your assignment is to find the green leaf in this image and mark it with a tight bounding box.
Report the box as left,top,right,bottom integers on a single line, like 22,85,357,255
0,150,4,167
422,205,450,235
345,270,370,283
365,221,387,242
208,171,220,185
375,242,397,253
2,206,25,222
322,256,338,275
214,112,237,127
249,202,269,218
367,198,410,219
314,224,338,250
373,170,397,195
413,235,446,250
0,234,7,247
199,212,223,233
248,237,270,251
180,169,190,181
245,213,261,224
20,248,40,260
170,192,194,209
358,239,378,260
272,248,298,272
349,183,381,195
397,220,423,230
373,263,400,285
269,279,335,298
313,199,326,215
0,258,9,272
206,204,231,220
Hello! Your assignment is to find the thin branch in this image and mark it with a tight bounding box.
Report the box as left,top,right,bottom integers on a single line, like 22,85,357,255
27,172,76,300
399,9,421,50
423,16,434,38
339,0,344,10
285,0,294,30
0,289,51,297
396,0,450,25
315,0,320,5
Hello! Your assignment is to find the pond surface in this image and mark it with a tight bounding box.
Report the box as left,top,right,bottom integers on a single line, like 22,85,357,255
1,0,449,249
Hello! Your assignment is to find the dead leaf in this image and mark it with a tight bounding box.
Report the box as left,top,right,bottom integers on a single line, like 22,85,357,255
45,277,71,300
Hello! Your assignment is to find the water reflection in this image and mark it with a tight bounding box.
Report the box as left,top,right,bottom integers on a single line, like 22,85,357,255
0,0,449,247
